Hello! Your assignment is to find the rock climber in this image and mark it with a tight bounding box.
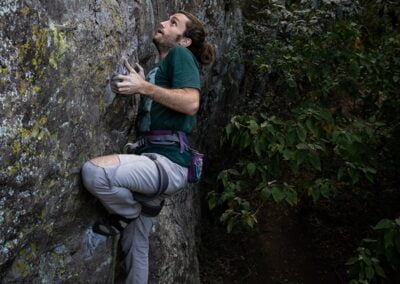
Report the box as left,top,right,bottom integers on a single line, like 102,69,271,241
81,10,215,283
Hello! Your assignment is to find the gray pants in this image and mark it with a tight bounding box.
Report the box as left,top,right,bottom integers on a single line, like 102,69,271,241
81,153,188,284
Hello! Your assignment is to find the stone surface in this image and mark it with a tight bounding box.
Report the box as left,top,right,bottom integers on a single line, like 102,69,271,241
0,0,243,282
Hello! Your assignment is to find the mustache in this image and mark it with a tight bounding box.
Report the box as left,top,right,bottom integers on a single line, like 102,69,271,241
156,25,164,34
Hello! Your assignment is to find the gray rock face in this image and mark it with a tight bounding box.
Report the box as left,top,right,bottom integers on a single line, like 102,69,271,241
0,0,243,282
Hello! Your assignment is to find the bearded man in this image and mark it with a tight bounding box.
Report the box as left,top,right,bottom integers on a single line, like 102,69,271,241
81,11,215,284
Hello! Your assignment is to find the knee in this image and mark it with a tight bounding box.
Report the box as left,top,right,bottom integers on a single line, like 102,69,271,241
81,161,94,180
81,161,104,193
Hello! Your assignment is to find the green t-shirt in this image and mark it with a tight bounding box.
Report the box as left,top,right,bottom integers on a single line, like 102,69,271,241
135,45,201,167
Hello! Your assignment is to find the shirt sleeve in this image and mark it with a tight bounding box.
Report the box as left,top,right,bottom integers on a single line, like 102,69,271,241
166,46,201,90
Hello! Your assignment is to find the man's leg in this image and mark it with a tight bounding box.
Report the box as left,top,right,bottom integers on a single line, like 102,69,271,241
120,214,154,284
81,154,160,219
116,154,189,284
81,153,188,284
81,154,161,283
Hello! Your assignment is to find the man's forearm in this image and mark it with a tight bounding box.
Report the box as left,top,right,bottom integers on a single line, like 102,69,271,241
112,62,200,115
141,81,200,116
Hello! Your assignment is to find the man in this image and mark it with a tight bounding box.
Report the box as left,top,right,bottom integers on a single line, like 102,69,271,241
81,11,215,283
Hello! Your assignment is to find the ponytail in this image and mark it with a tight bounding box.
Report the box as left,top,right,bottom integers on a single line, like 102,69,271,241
177,10,216,66
199,41,215,65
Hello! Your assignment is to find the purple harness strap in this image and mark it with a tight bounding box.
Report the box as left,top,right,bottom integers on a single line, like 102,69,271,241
177,131,186,154
138,130,189,153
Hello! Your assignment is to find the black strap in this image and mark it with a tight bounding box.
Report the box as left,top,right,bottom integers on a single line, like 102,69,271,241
133,154,169,203
132,155,168,217
141,200,165,217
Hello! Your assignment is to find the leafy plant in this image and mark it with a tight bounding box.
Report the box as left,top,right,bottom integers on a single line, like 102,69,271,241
209,0,400,280
347,217,400,283
210,105,382,232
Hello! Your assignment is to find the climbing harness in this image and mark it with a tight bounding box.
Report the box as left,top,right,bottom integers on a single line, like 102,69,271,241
124,130,189,154
123,130,204,217
124,130,204,184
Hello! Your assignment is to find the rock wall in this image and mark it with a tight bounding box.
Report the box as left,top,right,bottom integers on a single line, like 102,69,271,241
0,0,243,282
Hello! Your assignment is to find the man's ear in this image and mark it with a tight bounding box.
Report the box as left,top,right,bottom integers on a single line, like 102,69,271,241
179,37,192,47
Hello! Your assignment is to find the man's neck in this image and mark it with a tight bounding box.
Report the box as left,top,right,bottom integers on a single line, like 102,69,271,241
156,44,181,60
155,45,168,60
159,51,168,59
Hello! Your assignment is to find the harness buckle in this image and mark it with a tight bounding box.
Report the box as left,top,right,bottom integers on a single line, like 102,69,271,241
123,139,145,154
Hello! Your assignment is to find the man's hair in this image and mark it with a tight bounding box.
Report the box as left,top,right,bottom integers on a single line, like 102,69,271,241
177,10,216,66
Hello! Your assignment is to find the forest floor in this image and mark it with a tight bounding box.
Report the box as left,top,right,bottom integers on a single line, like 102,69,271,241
198,168,400,284
198,200,363,284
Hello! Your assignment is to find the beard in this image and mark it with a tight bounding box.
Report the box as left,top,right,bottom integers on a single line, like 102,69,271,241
153,33,183,51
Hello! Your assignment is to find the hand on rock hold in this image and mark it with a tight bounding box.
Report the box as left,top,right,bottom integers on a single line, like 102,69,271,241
111,59,146,95
134,62,145,80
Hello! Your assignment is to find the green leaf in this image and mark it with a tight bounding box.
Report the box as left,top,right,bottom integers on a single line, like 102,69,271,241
365,167,377,174
309,151,321,171
220,211,230,222
365,172,374,183
225,124,232,139
318,108,333,122
271,187,286,203
297,151,307,166
320,183,332,199
374,219,393,230
287,78,296,88
358,268,365,280
283,149,294,160
296,124,307,142
348,168,359,184
296,143,308,150
248,120,259,134
244,214,255,228
363,254,372,266
247,162,257,177
227,219,235,233
373,262,386,278
260,186,271,200
208,194,217,210
285,189,298,206
365,265,374,280
254,142,262,157
384,230,395,249
241,131,251,149
228,169,240,176
287,128,297,146
362,238,377,244
346,257,358,265
290,160,300,177
242,201,250,211
395,231,400,252
337,167,345,180
306,119,319,136
311,187,320,203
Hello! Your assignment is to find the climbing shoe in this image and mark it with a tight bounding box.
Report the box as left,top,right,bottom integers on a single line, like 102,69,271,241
92,214,135,236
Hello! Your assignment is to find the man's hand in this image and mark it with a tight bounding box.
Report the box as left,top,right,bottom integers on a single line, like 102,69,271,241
111,59,145,95
111,59,199,115
134,62,145,79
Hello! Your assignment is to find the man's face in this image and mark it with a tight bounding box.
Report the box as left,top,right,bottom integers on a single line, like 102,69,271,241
153,13,190,49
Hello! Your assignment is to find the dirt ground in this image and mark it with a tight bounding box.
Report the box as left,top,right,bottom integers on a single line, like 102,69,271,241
198,201,357,284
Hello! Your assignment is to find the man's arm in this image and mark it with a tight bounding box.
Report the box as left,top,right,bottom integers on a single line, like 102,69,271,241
112,59,200,116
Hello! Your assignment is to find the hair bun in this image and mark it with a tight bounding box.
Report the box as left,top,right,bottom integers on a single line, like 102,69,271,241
200,41,216,65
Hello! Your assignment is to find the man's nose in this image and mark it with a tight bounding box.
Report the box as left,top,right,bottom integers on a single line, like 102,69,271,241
160,21,167,28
